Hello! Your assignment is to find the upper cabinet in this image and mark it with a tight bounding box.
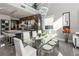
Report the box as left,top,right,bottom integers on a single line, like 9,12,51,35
0,3,39,18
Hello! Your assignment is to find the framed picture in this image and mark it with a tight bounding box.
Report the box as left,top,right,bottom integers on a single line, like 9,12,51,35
63,12,70,26
62,12,70,33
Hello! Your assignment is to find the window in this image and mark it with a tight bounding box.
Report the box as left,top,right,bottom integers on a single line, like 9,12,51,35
53,16,63,31
44,17,54,26
44,16,54,33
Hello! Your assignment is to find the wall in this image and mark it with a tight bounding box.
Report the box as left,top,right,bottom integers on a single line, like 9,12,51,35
34,3,79,41
0,14,11,20
53,3,79,41
39,3,55,17
11,17,19,20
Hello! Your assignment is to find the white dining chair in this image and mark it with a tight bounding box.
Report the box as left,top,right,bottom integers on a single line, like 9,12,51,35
32,31,37,46
40,44,53,56
48,40,56,46
32,31,37,38
23,31,33,45
14,38,37,56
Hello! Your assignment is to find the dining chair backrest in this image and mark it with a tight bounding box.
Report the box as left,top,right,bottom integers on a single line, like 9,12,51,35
14,38,25,56
32,31,37,38
23,31,31,44
43,34,51,44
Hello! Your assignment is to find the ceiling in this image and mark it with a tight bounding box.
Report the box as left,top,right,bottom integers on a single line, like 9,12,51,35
39,3,55,17
0,3,38,18
0,3,55,19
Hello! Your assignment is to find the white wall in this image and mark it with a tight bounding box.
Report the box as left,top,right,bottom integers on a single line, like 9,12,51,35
44,16,54,25
0,14,11,20
39,3,55,17
53,3,79,41
11,17,19,20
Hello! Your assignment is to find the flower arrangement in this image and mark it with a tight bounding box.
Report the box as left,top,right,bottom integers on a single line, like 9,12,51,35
63,28,71,33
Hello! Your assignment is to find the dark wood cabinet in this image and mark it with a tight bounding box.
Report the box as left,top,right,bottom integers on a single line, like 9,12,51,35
19,15,38,31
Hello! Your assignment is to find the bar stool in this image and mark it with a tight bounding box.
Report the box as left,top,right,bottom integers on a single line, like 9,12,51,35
40,44,54,56
0,35,5,43
0,35,5,47
2,32,15,46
